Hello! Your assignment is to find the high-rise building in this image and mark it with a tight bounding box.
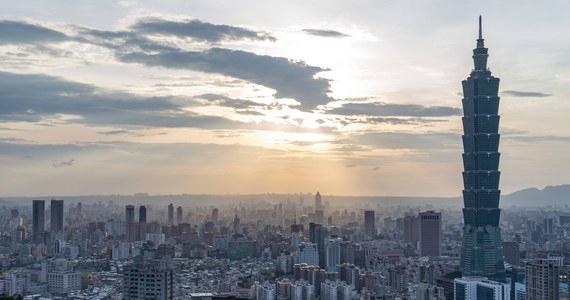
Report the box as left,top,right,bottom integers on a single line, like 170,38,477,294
233,213,241,235
122,256,174,300
297,242,319,266
11,208,19,219
315,191,322,210
418,211,442,257
543,218,554,235
32,200,46,243
324,237,341,272
139,205,147,241
50,199,64,234
176,206,183,225
502,241,520,266
212,208,219,223
459,16,506,282
525,259,559,300
454,277,510,300
364,210,375,237
167,203,174,225
125,205,135,223
76,202,82,218
139,205,147,223
125,205,136,242
404,215,418,244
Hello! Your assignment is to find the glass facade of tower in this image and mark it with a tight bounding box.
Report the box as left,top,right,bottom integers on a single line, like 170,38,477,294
460,17,506,282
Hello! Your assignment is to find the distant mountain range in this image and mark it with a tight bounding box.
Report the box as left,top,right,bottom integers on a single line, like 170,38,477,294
501,184,570,207
1,185,569,208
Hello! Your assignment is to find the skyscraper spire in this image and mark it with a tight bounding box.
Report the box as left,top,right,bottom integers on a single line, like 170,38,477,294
476,15,485,49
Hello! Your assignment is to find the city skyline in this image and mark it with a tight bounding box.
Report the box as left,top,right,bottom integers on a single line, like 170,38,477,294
1,1,569,197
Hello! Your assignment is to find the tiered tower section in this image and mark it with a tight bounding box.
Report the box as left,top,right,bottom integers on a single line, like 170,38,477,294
460,16,506,282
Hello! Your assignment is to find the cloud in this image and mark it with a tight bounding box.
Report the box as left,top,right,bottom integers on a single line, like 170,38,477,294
52,159,75,168
505,135,570,143
0,71,246,129
302,29,349,38
0,20,69,44
345,164,356,168
118,47,332,109
329,102,461,117
1,20,332,110
194,93,264,109
132,18,276,42
502,90,552,98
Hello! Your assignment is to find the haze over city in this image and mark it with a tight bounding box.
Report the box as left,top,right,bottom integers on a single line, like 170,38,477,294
1,1,569,197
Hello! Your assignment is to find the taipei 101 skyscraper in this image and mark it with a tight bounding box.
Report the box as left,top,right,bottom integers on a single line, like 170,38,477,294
459,16,506,282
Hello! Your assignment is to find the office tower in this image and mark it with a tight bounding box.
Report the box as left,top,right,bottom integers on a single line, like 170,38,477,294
125,205,135,223
364,210,375,237
316,226,329,269
233,213,241,235
139,206,147,223
404,215,418,244
460,16,506,282
297,242,319,266
122,256,174,300
453,277,510,300
76,202,82,218
502,241,520,266
525,259,559,300
418,211,442,257
324,238,341,272
176,206,183,225
315,191,322,210
32,200,46,242
543,218,554,235
125,205,136,242
139,205,147,241
50,199,64,234
167,203,174,225
212,208,218,223
309,223,321,244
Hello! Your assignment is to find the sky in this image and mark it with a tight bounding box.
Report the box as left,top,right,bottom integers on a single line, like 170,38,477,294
0,0,569,197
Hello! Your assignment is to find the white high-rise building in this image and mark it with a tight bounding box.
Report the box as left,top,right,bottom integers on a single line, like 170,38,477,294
454,277,510,300
47,259,81,295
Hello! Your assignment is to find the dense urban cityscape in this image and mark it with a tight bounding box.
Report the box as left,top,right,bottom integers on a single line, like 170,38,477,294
1,1,568,300
0,190,569,299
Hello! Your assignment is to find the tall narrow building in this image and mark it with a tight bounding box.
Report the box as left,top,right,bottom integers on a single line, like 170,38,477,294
50,199,64,233
460,16,506,282
167,203,174,225
125,205,136,242
364,210,375,237
32,200,45,243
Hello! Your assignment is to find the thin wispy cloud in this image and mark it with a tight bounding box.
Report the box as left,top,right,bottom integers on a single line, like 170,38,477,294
502,90,552,98
302,28,349,38
132,18,276,42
